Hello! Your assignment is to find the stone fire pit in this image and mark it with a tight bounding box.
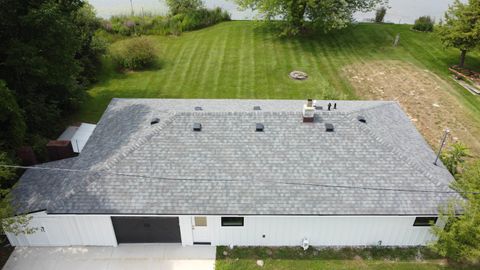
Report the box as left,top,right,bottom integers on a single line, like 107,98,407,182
289,70,308,80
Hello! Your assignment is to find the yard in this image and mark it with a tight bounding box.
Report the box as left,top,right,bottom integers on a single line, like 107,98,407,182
215,246,476,270
77,21,480,155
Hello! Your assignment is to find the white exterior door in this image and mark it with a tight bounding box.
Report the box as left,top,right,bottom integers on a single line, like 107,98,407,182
192,216,211,244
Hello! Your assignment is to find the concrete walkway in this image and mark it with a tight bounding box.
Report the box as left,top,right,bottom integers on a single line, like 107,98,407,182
3,244,216,270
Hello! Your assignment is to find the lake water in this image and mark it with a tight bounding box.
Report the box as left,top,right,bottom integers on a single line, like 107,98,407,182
88,0,462,24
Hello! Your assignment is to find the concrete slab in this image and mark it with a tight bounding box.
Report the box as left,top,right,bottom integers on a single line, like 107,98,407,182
3,245,216,270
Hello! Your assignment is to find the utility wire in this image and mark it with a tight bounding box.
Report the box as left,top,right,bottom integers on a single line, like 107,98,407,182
0,164,476,195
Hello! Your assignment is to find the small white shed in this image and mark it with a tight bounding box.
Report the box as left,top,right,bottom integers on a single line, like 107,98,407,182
57,123,96,153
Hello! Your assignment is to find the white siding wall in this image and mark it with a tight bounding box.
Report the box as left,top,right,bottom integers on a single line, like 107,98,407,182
6,213,438,247
179,216,193,246
6,212,117,247
206,216,437,246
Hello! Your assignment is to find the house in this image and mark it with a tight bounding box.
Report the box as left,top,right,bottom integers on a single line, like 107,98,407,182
7,99,459,247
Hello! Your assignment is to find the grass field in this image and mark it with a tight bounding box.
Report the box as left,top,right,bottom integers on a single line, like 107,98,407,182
78,21,480,122
217,259,457,270
215,246,476,270
77,21,480,154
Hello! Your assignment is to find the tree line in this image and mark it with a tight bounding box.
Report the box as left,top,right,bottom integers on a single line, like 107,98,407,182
0,0,104,225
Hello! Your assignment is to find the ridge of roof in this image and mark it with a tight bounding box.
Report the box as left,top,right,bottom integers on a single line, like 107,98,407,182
45,113,179,213
353,115,445,188
102,112,177,170
349,103,453,191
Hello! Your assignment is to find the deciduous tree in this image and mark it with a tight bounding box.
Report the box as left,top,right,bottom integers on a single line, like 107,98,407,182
0,81,26,154
165,0,204,15
235,0,386,35
439,0,480,67
432,160,480,264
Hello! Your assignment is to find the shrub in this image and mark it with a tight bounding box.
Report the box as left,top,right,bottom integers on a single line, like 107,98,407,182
101,8,230,37
375,7,387,23
413,16,434,32
180,7,231,31
110,37,157,70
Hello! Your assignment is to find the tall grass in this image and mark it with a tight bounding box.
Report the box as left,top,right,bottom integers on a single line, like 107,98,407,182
102,7,230,36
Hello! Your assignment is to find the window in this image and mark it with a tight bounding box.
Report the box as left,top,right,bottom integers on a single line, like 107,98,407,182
221,217,244,226
413,217,438,226
194,216,207,227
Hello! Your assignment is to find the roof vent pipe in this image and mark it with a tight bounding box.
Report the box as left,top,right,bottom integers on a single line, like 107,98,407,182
193,123,202,131
150,118,160,125
325,123,334,132
303,99,315,123
357,116,366,123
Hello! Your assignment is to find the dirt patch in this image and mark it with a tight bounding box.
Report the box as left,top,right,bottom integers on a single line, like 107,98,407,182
343,60,480,157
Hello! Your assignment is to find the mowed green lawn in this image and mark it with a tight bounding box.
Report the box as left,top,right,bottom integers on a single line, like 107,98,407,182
216,259,458,270
215,247,477,270
77,21,480,123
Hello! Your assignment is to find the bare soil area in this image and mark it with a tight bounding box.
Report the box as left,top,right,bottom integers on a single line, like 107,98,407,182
343,60,480,157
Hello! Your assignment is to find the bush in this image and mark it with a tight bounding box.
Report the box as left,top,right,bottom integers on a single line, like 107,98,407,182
110,37,157,70
179,7,231,31
413,16,434,32
375,7,387,23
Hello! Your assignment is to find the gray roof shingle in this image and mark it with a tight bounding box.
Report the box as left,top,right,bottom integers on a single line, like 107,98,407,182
13,99,458,215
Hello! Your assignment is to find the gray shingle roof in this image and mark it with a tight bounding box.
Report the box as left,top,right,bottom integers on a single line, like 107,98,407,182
13,99,458,215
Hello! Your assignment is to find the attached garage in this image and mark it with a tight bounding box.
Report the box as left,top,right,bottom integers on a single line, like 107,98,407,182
112,217,181,244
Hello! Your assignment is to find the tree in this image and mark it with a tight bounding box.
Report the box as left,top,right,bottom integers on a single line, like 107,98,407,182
0,0,85,138
0,151,34,235
438,0,480,67
441,142,470,176
0,81,26,154
235,0,386,35
432,160,480,264
74,3,106,87
375,6,387,23
165,0,204,15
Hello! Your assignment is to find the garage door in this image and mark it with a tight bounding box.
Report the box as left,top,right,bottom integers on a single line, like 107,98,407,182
111,217,181,244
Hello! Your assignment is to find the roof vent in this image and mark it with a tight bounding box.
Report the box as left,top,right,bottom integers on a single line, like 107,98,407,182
325,123,334,132
195,106,203,111
253,106,261,111
357,115,366,123
193,123,202,131
150,118,160,125
256,123,264,132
